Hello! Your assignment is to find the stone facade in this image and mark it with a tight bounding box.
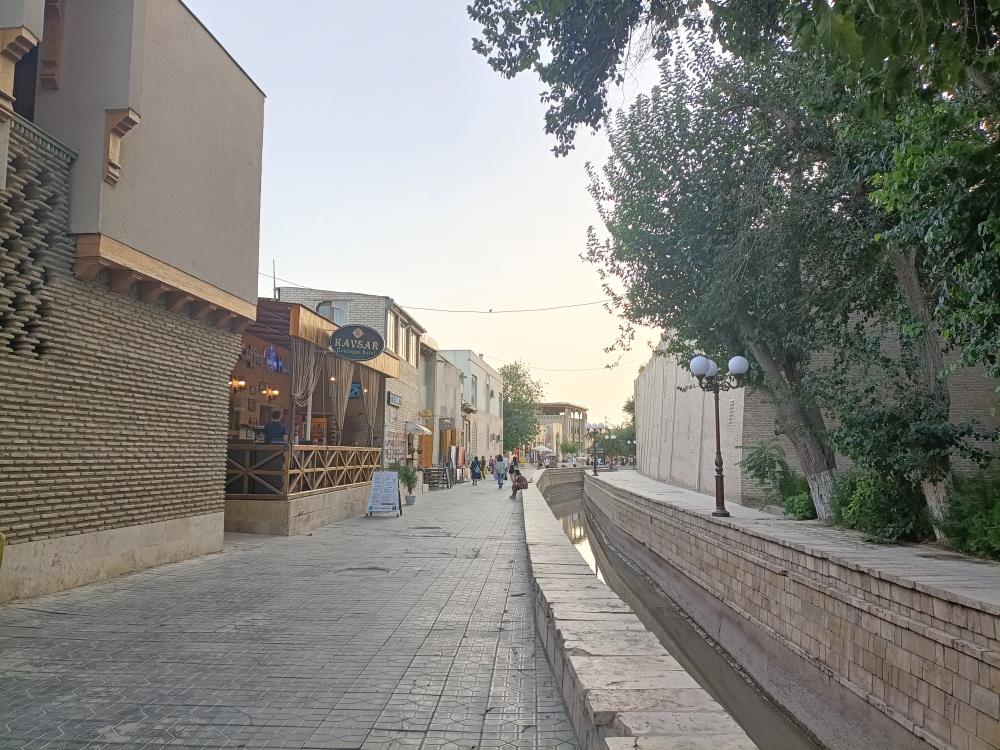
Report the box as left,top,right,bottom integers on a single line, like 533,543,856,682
635,343,1000,505
537,402,588,458
585,471,1000,750
276,287,422,465
419,345,463,465
0,118,242,601
439,350,504,460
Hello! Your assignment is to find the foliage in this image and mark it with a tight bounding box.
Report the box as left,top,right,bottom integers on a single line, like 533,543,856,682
500,361,545,452
559,439,581,456
831,470,933,543
783,492,817,521
604,421,635,456
739,441,809,502
388,463,419,494
939,468,1000,560
623,395,635,423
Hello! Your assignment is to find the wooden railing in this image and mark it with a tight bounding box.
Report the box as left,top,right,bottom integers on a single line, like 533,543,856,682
226,444,382,499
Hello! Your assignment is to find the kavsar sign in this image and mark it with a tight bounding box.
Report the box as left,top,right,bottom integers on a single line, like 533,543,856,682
329,325,385,362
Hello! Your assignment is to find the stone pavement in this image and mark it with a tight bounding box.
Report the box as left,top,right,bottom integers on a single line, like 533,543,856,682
0,480,578,750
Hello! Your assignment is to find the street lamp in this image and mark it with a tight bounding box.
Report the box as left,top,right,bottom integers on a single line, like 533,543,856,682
689,354,750,517
585,422,607,477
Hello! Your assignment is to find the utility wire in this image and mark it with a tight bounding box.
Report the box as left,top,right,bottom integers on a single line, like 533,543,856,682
481,353,643,373
257,270,610,315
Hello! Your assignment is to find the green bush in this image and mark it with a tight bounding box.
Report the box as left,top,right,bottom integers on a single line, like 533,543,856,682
940,468,1000,559
387,463,419,494
783,492,817,520
831,470,933,543
739,441,811,515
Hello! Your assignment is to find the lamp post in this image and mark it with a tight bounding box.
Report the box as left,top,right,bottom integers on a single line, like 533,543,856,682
689,354,750,517
585,422,606,477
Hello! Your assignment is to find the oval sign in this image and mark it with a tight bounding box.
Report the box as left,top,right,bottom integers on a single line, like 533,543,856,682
329,324,386,362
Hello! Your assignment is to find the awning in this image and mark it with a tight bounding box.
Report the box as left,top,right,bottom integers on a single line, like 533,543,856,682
533,445,553,453
405,421,432,435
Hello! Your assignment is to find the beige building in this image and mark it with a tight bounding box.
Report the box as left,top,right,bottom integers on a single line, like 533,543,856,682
0,0,264,602
439,350,504,460
418,337,464,467
537,402,588,458
276,287,426,466
635,342,1000,504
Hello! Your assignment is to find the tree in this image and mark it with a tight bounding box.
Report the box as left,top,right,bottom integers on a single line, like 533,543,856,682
559,439,581,457
585,42,886,519
623,395,635,424
500,361,545,453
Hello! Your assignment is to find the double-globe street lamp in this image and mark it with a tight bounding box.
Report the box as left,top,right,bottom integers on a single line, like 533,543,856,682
689,354,750,517
585,422,616,477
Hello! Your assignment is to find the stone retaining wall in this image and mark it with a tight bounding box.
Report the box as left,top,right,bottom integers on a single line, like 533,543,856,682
585,472,1000,750
524,472,757,750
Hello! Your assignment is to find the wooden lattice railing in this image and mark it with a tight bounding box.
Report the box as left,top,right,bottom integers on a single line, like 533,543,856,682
226,444,382,499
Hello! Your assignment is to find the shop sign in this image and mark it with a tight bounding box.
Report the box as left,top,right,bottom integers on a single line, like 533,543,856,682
367,471,401,516
439,417,455,429
330,325,385,362
387,391,402,408
243,344,289,374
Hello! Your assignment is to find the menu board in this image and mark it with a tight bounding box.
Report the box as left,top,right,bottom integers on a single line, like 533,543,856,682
367,471,401,516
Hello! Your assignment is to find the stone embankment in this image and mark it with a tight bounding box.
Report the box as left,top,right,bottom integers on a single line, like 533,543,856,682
525,468,758,750
584,469,1000,750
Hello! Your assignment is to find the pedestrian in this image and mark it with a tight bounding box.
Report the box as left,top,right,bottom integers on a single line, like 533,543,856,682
495,453,508,489
510,469,529,500
488,456,495,477
471,457,482,486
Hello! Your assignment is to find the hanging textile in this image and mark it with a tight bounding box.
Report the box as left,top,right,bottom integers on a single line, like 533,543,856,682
358,366,380,445
291,340,323,409
328,354,354,434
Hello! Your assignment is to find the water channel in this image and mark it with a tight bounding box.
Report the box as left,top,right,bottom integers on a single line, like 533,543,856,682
543,484,824,750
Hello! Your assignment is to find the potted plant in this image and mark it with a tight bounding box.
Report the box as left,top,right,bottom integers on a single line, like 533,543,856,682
392,463,419,505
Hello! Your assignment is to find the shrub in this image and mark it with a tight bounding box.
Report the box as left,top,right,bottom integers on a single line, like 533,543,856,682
740,440,811,513
940,468,1000,560
831,469,933,543
388,463,419,494
783,492,817,520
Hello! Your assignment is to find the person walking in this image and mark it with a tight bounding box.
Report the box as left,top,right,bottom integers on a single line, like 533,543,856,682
494,454,508,489
471,457,482,486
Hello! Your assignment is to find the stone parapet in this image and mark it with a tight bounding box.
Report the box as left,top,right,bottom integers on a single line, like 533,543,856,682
587,470,1000,750
524,472,757,750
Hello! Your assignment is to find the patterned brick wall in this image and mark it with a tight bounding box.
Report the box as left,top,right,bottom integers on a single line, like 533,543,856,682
586,474,1000,750
0,118,241,546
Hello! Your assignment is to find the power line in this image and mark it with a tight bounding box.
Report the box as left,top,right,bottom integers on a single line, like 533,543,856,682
481,353,643,373
257,270,610,314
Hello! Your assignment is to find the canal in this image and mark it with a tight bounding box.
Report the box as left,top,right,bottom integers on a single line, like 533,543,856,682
544,485,824,750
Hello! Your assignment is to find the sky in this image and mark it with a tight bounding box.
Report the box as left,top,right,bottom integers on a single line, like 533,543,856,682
186,0,660,425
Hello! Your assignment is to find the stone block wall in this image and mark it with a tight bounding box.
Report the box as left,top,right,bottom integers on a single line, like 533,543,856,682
0,119,241,594
585,473,1000,750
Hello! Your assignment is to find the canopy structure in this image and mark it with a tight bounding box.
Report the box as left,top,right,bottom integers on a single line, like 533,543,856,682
533,445,553,453
405,421,432,435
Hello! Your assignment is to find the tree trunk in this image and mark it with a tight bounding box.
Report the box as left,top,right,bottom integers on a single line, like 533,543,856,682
888,248,951,539
737,313,838,521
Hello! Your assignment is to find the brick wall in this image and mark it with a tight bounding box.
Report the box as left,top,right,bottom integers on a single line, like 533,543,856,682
0,119,241,547
586,474,1000,750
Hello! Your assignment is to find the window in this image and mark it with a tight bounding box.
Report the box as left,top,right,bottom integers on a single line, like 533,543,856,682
387,311,398,352
12,46,37,122
471,375,478,407
316,302,347,325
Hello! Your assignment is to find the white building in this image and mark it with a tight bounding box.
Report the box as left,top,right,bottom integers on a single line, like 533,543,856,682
439,350,504,460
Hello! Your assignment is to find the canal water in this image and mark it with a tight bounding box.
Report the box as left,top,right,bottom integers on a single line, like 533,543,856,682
544,488,824,750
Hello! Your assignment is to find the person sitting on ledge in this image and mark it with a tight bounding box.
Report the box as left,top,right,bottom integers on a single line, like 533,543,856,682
510,469,529,501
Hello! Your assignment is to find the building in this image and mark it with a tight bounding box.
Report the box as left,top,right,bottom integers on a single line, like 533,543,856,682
0,0,265,602
635,341,1000,505
418,337,464,468
223,300,399,535
439,350,504,461
275,288,426,466
537,402,588,458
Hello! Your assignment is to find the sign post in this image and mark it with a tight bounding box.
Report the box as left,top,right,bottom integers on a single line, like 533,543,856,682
367,470,402,517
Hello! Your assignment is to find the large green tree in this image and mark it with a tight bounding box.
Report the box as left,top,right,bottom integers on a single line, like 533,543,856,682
500,361,545,453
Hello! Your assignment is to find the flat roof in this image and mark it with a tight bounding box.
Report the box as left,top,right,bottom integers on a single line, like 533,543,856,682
538,402,588,412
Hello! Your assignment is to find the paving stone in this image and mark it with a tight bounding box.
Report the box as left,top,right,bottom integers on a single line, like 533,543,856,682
0,482,579,749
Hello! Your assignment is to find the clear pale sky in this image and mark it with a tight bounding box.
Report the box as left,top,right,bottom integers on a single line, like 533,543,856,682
186,0,659,425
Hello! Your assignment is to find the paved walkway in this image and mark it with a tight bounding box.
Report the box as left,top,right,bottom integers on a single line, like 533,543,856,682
0,481,578,750
601,469,1000,613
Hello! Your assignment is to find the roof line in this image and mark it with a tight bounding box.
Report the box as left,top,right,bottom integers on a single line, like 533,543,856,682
178,0,266,98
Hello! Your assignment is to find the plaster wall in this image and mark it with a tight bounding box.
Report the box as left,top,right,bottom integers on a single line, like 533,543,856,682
0,0,44,36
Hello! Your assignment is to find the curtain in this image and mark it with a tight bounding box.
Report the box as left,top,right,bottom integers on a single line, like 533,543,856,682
328,354,354,436
291,340,323,409
358,366,381,445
